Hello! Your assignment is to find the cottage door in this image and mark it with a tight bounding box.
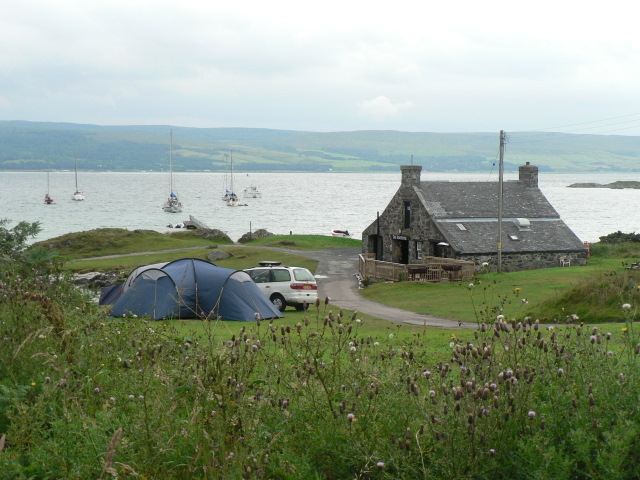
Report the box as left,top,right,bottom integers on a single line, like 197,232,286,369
393,238,409,264
368,235,383,260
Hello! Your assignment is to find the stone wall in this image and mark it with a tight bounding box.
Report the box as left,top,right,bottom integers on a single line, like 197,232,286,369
458,251,588,272
362,182,443,264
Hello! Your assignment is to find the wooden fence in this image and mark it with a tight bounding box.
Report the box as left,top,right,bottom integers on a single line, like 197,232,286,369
359,253,475,283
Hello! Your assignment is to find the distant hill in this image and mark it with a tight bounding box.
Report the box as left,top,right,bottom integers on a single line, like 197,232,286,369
1,120,639,172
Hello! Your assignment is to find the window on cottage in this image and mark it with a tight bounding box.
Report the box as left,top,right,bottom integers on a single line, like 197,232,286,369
404,202,411,229
509,234,519,241
416,241,423,260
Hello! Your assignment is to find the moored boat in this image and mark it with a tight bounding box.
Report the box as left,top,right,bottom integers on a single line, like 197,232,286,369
44,169,54,204
243,185,262,198
162,130,183,213
225,151,248,206
72,158,85,201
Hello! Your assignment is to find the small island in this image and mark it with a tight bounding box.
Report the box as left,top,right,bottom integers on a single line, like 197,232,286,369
568,181,640,189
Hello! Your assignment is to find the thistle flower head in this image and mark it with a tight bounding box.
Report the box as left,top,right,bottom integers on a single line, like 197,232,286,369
622,303,632,310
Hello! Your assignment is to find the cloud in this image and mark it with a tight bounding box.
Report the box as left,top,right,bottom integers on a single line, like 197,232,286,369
358,96,415,122
1,0,640,134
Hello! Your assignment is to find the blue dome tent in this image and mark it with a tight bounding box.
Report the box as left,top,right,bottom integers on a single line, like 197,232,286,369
104,258,283,321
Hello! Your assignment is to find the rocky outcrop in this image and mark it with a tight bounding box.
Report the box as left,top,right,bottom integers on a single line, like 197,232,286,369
568,181,640,189
73,272,120,288
207,249,231,262
200,228,233,242
238,229,274,243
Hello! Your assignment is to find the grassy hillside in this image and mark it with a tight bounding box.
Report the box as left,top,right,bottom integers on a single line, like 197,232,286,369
1,121,639,173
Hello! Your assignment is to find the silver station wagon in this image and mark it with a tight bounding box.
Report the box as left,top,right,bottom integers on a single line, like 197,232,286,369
244,261,318,312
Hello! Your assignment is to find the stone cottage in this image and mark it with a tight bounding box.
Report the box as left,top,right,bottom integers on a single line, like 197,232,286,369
361,163,588,272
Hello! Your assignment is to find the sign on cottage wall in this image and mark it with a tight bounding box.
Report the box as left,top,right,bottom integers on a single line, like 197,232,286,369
392,234,409,241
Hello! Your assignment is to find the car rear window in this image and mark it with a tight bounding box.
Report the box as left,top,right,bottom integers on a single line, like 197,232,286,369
293,268,315,282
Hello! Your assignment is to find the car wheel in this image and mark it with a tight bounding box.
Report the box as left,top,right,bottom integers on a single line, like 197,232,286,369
271,294,287,312
294,303,309,311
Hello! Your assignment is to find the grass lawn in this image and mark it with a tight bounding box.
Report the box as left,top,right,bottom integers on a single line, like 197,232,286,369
67,246,320,276
240,233,361,250
62,230,638,328
37,228,231,258
160,303,460,361
360,255,638,324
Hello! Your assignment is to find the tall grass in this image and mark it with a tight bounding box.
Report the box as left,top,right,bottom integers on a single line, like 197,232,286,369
2,228,640,478
2,265,640,478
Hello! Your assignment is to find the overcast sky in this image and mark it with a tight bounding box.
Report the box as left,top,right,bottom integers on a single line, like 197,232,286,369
2,0,640,135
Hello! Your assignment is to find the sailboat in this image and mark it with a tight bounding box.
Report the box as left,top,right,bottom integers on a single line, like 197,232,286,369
44,169,54,204
225,151,247,207
162,130,183,213
72,158,85,201
221,153,233,201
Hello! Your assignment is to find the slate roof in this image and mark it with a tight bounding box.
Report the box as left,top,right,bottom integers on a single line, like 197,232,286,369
419,181,559,219
416,180,587,254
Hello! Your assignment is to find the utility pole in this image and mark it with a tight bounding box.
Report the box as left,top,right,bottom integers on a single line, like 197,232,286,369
497,130,506,272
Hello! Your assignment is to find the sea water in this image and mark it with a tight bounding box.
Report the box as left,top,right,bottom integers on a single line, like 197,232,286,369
3,171,639,244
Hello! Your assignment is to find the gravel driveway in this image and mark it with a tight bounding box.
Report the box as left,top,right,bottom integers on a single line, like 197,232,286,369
274,246,475,328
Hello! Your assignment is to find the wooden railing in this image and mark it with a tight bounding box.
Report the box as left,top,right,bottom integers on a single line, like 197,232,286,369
359,253,475,282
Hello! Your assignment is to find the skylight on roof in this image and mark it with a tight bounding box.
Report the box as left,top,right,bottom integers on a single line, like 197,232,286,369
456,223,467,231
509,234,519,241
514,218,531,231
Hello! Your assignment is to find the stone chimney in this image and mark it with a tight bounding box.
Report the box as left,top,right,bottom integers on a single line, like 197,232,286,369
401,165,422,187
518,162,538,187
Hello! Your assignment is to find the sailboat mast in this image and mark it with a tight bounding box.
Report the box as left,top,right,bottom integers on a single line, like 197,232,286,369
169,129,174,193
230,150,234,193
74,158,78,190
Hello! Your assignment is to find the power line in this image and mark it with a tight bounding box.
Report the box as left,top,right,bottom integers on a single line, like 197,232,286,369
530,112,640,132
507,112,640,144
507,118,640,146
